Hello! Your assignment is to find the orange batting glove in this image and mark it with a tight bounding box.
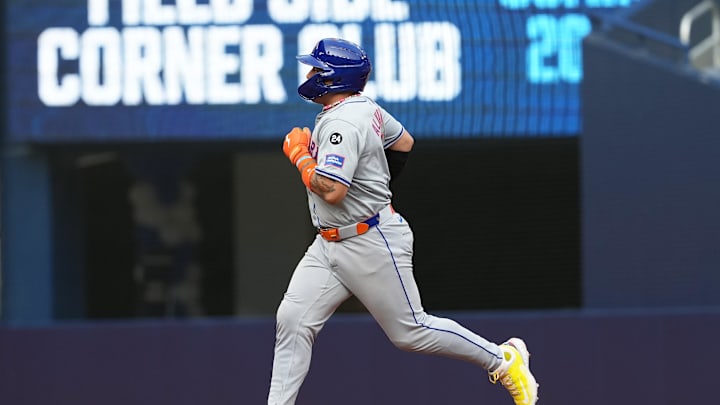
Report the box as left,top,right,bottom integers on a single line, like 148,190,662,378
283,127,310,164
282,127,316,189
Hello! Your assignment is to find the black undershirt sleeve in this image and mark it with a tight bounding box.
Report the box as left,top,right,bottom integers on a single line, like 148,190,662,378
385,149,410,184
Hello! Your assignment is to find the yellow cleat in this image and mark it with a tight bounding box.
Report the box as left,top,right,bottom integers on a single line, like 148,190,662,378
488,338,539,405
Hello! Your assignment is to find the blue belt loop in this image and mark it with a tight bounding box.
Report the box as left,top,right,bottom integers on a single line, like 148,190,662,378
363,213,380,228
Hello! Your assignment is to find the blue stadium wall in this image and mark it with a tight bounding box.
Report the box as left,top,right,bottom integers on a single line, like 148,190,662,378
582,31,720,308
2,310,719,405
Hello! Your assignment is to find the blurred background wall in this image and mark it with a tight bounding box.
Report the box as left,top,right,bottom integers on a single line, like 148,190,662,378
1,0,719,404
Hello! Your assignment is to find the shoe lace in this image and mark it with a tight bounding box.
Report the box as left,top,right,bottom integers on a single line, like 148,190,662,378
500,374,522,398
488,371,500,384
489,370,522,399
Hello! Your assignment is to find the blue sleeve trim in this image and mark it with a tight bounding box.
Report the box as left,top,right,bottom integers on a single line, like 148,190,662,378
383,127,405,149
315,168,351,187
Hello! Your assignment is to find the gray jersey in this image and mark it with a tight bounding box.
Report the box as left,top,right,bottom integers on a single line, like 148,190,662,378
306,95,404,228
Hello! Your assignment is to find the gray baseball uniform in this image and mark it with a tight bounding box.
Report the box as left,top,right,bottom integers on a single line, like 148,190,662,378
268,95,504,405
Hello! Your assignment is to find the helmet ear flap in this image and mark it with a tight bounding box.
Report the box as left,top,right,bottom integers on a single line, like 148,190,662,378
296,38,372,100
298,73,329,100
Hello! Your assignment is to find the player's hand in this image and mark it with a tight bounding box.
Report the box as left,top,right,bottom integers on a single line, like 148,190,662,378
282,127,317,189
282,127,312,166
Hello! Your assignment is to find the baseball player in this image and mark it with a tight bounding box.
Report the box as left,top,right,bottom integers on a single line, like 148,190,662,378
269,38,538,405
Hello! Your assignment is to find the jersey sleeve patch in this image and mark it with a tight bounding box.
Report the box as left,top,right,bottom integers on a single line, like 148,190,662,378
324,154,345,168
329,133,343,145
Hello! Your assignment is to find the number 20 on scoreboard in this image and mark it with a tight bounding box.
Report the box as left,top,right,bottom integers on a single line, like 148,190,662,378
527,13,592,84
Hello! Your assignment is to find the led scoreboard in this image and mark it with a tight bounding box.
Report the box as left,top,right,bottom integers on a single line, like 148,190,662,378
6,0,635,143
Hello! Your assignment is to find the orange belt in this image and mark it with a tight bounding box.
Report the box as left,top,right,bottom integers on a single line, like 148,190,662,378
318,205,395,242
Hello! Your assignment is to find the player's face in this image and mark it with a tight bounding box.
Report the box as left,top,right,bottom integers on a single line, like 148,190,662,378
307,67,323,79
304,66,336,105
307,67,335,89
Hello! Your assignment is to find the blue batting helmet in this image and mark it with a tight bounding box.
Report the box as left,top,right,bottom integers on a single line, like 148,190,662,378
296,38,372,100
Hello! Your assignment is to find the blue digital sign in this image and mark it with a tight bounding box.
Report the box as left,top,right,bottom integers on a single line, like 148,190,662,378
6,0,636,143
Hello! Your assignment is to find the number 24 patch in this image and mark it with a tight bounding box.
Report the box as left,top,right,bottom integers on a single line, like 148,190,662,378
324,154,345,168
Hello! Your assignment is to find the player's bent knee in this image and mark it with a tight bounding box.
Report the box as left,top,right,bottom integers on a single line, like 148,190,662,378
387,333,425,353
275,299,319,337
275,300,301,330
